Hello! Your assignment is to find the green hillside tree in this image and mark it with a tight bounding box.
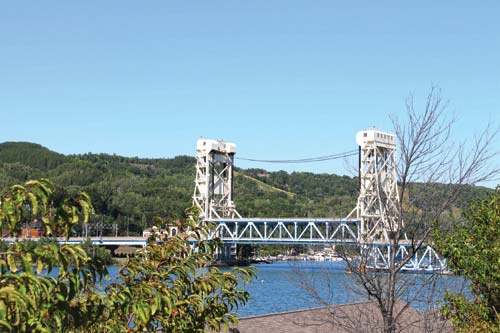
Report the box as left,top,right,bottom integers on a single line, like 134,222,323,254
434,187,500,332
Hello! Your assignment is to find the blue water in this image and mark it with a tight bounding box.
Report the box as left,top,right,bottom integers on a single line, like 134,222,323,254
234,261,468,317
102,261,467,317
237,261,360,316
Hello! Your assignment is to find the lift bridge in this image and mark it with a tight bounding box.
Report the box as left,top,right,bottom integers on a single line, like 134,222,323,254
192,131,447,272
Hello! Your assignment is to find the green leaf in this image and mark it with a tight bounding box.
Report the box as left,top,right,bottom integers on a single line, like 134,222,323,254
0,320,12,330
7,253,17,273
36,258,44,275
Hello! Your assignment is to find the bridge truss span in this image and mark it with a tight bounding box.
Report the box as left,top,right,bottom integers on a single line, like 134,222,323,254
366,243,448,272
208,218,360,244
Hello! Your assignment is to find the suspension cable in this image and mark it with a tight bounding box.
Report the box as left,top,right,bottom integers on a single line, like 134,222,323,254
236,149,358,163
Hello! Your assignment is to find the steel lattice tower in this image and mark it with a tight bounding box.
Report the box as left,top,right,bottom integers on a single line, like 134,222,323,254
193,139,241,220
347,130,401,242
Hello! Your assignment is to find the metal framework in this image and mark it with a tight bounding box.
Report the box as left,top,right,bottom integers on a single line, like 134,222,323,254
190,134,447,272
208,218,360,244
347,130,401,243
192,139,241,220
365,244,447,272
82,222,118,238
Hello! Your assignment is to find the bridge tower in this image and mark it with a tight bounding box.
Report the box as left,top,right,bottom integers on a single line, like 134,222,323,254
348,130,401,242
193,139,241,220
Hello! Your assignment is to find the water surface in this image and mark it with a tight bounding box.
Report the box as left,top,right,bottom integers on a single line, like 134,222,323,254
104,260,468,317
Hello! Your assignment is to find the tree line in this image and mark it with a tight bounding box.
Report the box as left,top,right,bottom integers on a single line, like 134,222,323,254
0,141,492,237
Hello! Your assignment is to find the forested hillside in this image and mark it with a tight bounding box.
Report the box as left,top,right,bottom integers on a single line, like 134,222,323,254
0,142,492,235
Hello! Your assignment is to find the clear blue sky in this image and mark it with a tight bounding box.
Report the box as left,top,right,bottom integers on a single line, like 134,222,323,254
1,1,499,184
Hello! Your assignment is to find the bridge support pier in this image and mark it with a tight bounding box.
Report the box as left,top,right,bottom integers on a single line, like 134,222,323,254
192,139,241,220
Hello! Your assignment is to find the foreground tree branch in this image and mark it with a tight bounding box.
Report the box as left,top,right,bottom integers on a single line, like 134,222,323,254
0,179,255,332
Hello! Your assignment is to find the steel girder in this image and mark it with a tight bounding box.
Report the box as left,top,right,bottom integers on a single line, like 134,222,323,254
208,218,360,244
364,244,447,272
